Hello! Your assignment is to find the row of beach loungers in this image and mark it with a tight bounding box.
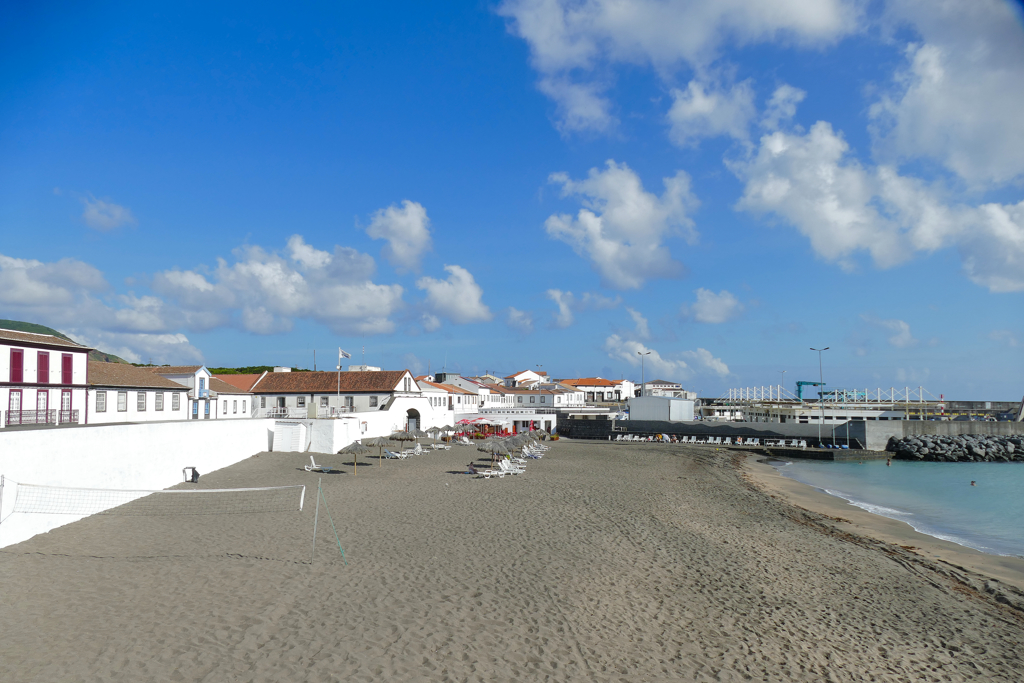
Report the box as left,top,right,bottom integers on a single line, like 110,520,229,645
481,442,549,479
615,434,807,448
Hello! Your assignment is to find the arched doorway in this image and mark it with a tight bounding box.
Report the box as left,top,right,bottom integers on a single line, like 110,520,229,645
406,409,420,432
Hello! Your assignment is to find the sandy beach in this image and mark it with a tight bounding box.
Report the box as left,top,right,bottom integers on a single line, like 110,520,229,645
2,440,1022,682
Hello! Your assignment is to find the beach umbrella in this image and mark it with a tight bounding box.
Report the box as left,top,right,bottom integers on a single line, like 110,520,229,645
477,440,510,467
338,441,371,475
426,426,442,444
411,428,430,443
364,436,394,466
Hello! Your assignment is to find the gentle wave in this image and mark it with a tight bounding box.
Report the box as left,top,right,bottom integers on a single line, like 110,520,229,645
773,459,1024,557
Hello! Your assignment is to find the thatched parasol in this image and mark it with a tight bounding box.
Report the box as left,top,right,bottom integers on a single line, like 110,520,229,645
477,439,510,467
338,441,371,475
364,436,394,466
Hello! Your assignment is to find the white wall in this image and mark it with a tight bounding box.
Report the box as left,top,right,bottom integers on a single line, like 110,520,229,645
0,418,275,548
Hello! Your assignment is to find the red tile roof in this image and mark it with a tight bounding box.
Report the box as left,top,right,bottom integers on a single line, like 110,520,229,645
88,361,188,389
212,373,263,391
209,377,251,395
145,365,204,375
0,328,91,350
252,370,410,394
559,377,619,387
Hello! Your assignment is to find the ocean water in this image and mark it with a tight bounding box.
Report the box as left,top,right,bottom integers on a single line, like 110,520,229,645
772,459,1024,558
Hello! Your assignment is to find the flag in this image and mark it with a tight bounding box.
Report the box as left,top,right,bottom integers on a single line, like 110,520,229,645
339,347,352,360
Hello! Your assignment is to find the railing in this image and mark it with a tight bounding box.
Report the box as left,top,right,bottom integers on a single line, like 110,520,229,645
59,409,80,424
5,410,58,426
317,406,355,418
258,407,308,419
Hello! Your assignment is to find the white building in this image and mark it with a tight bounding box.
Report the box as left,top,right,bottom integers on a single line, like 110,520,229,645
209,377,254,419
0,328,90,428
146,365,216,420
628,396,695,421
644,379,697,400
503,369,547,387
251,369,445,432
88,361,191,424
557,377,634,403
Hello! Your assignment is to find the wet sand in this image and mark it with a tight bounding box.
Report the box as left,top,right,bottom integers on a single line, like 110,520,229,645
1,440,1022,681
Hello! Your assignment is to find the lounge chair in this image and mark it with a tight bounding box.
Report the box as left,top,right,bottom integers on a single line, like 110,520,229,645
304,455,332,473
481,468,505,478
384,449,408,459
499,460,525,475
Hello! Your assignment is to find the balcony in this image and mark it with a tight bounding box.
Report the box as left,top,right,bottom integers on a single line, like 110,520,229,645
59,409,80,424
258,407,307,419
5,409,57,426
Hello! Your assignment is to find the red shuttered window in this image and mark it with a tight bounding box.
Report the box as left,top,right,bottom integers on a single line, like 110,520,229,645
10,349,23,383
61,354,72,385
38,352,49,384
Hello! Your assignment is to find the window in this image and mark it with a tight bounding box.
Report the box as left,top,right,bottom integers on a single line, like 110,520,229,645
242,400,246,414
199,377,205,392
345,396,353,408
172,393,180,410
155,392,164,411
403,377,411,391
138,392,147,411
61,354,72,384
297,396,306,407
223,400,228,413
369,396,378,407
117,392,128,412
38,352,49,384
540,396,546,403
517,396,523,403
530,396,536,403
10,349,23,383
61,390,71,411
260,396,266,408
233,400,237,414
9,389,22,412
320,396,328,407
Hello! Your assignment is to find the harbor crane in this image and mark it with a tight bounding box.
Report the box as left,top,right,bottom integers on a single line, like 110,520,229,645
795,381,824,402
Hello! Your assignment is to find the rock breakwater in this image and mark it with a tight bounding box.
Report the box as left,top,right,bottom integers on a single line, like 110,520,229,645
888,434,1024,462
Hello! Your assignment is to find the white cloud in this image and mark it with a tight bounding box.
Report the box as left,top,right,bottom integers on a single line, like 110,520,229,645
366,200,433,271
604,334,730,380
545,288,621,328
546,160,698,289
988,330,1018,348
80,195,136,231
421,314,442,333
668,79,755,145
506,307,534,334
625,307,649,339
733,121,1024,291
685,288,743,324
499,0,859,134
862,314,918,348
761,84,806,131
547,289,576,328
0,252,208,364
871,0,1024,187
155,236,404,335
0,254,107,307
680,348,730,377
72,331,204,365
416,265,492,325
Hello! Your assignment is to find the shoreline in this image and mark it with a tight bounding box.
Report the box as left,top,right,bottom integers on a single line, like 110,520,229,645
742,453,1024,593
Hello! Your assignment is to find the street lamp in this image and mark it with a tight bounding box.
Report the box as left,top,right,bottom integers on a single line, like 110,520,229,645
810,347,829,447
638,351,651,397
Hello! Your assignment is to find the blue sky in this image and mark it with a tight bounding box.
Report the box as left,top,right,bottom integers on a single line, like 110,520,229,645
1,1,1022,400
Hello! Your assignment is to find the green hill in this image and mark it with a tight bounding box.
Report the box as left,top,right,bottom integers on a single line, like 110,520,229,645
0,319,131,364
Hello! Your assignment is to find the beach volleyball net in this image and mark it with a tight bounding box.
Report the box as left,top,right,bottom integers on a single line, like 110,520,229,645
3,480,305,518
